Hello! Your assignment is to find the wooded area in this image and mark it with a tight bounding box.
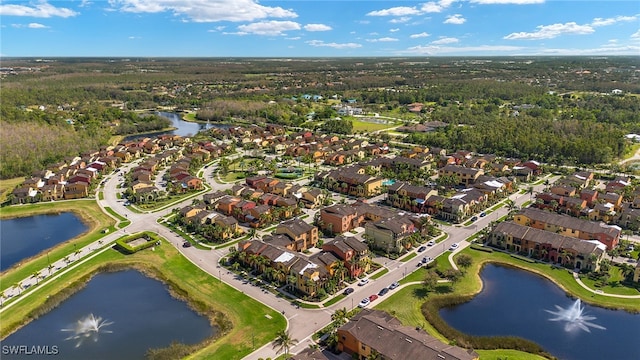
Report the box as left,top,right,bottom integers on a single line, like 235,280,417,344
1,56,638,178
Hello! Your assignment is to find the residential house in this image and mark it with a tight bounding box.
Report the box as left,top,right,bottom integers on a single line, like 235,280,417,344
337,309,479,360
490,221,606,271
438,165,484,186
273,218,319,251
513,208,621,250
64,182,89,199
322,235,370,277
320,204,359,234
217,196,241,215
364,216,416,253
300,188,326,208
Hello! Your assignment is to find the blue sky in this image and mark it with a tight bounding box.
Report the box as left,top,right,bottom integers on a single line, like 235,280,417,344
1,0,638,57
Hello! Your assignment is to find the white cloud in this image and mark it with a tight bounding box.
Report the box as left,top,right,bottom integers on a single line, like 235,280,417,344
369,1,455,17
444,14,466,25
404,44,523,55
306,40,362,49
367,37,399,42
235,21,300,36
11,22,50,29
631,30,640,39
0,1,78,18
108,0,297,22
431,37,459,44
390,28,400,33
504,22,594,40
410,32,431,38
367,6,421,17
304,23,332,32
470,0,544,4
390,17,411,24
28,22,49,28
591,15,637,27
286,36,300,40
207,25,226,32
128,35,141,39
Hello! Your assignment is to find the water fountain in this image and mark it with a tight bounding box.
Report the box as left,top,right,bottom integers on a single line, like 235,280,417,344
61,313,113,347
545,299,606,333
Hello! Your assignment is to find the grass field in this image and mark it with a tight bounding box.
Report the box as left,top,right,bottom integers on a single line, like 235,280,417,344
0,238,286,359
351,117,399,132
0,200,116,292
0,177,25,204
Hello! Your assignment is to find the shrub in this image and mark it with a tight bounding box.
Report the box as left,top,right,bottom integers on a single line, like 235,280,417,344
470,244,493,253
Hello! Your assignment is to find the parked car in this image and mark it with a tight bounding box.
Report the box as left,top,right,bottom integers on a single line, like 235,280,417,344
358,298,370,308
471,216,478,221
480,212,486,217
389,282,400,290
417,246,427,252
358,278,370,286
368,294,379,302
343,287,354,295
427,240,435,246
182,242,192,248
449,243,459,250
421,256,432,264
378,287,389,296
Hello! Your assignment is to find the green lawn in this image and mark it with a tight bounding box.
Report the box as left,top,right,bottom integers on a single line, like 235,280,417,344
222,171,248,182
323,294,346,307
370,268,389,280
351,118,399,132
400,252,418,262
476,349,549,360
578,266,640,296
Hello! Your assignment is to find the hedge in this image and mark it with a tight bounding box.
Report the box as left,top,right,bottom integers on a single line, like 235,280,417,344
470,245,493,253
115,231,161,254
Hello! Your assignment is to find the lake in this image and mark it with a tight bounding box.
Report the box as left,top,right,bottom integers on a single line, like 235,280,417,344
124,112,230,141
1,270,214,359
440,264,640,360
0,213,88,271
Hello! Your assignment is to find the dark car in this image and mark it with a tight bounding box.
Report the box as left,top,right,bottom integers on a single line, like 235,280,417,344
378,287,389,296
417,246,427,252
182,242,192,248
480,212,486,217
471,216,478,221
343,287,354,295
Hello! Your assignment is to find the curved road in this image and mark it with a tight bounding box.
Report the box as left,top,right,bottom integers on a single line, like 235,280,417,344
3,160,637,359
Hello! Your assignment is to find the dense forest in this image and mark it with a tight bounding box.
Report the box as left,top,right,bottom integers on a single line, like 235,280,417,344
0,56,638,178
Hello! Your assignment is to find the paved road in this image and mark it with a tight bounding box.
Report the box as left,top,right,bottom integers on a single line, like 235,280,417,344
7,163,625,359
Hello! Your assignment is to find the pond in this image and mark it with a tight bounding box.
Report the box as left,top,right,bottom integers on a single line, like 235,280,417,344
1,270,214,359
440,264,640,360
0,213,88,271
124,112,230,141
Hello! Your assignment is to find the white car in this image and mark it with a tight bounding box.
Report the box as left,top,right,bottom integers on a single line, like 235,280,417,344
427,240,435,246
358,278,370,286
358,298,370,308
449,243,459,251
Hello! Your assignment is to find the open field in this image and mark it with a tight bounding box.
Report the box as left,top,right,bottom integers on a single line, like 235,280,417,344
0,177,25,204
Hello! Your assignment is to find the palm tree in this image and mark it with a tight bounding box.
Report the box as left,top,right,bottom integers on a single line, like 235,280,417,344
272,329,298,355
331,307,349,326
368,349,383,360
32,270,41,285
